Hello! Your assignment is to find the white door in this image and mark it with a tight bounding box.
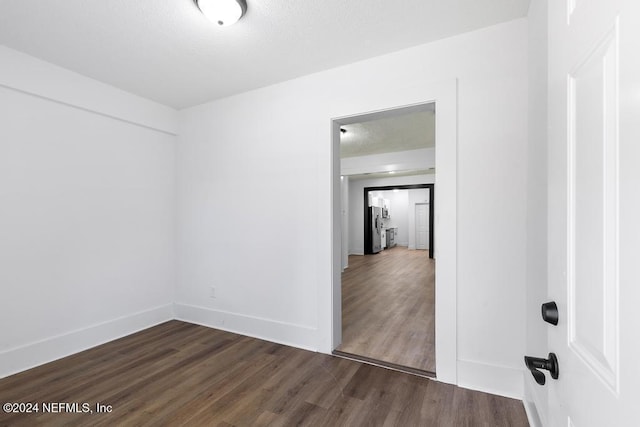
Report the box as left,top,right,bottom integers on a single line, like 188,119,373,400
415,203,429,250
547,0,640,425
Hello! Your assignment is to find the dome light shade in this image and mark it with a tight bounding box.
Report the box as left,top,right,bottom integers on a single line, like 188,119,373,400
195,0,247,26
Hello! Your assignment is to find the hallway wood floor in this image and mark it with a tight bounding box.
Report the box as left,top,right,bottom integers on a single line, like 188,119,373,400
337,246,435,373
0,321,528,426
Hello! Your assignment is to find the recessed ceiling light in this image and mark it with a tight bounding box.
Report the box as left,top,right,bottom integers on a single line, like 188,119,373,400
195,0,247,26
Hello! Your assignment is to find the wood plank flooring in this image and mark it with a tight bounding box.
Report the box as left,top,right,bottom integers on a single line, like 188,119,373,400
0,321,528,426
337,246,435,373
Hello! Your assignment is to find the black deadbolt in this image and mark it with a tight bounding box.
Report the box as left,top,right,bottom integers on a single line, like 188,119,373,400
541,301,558,325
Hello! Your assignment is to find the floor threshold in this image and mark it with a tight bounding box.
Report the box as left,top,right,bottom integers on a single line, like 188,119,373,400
332,349,436,379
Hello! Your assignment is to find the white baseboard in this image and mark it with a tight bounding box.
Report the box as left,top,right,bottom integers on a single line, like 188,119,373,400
173,303,318,352
349,248,364,255
523,397,543,427
523,374,545,427
457,359,524,399
0,304,174,379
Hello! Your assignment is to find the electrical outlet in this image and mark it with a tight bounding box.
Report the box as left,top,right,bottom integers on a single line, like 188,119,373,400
209,286,216,299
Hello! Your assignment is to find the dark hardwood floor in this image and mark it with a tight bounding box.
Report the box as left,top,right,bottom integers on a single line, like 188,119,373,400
337,246,435,373
0,321,527,426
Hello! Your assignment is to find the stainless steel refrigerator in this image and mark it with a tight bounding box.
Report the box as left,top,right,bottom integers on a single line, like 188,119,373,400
369,206,382,253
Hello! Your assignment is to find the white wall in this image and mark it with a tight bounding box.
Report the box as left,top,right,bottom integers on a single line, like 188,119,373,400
177,18,527,398
341,148,435,176
524,0,549,425
0,47,177,134
381,190,410,247
388,191,409,246
0,47,178,378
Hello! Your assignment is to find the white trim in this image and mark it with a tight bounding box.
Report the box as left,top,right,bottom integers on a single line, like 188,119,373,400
566,23,620,395
0,304,174,379
328,78,458,385
173,303,318,352
523,399,543,427
523,376,545,427
433,78,458,384
456,359,524,399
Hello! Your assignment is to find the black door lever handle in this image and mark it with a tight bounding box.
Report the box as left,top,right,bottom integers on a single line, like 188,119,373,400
524,353,559,385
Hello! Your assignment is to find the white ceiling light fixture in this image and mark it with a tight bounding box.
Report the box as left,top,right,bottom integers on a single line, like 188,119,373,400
195,0,247,27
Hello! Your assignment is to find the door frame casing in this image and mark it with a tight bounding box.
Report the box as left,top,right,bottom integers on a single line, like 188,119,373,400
329,79,457,384
363,184,434,259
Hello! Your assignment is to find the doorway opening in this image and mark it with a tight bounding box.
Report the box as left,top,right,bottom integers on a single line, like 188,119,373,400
363,184,434,259
332,102,437,375
329,79,457,384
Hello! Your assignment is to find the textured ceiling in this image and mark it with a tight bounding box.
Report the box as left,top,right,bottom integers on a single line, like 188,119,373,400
0,0,530,109
341,108,435,180
340,108,435,158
